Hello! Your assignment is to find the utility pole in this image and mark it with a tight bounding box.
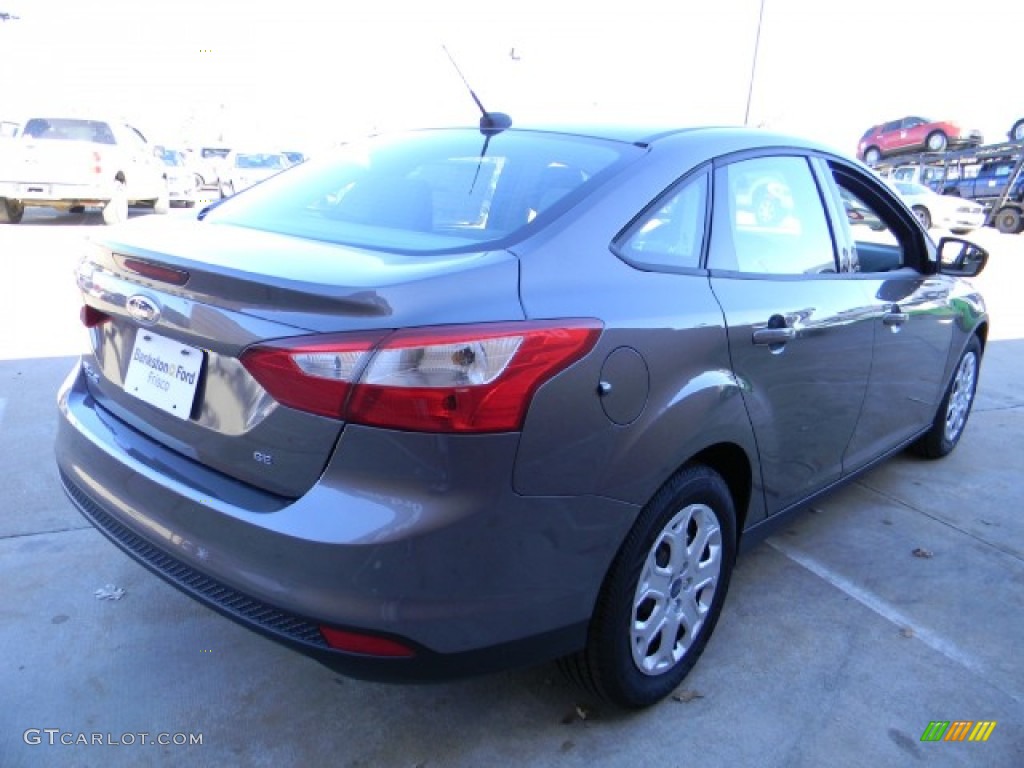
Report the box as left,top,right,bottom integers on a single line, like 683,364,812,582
744,0,766,126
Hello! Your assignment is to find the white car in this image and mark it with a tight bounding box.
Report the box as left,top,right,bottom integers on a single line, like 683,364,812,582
0,117,168,224
157,149,200,208
219,151,290,197
889,180,986,234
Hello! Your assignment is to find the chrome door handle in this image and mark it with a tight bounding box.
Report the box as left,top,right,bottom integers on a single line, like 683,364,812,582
752,327,796,345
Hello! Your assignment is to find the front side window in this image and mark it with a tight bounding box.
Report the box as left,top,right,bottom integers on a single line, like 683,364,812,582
826,163,920,273
204,129,634,254
707,155,836,275
615,171,707,271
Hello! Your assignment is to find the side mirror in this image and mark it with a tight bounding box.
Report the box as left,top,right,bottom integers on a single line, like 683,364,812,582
937,236,988,277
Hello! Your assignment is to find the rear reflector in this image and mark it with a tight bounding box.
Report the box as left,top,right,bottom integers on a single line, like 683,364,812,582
241,320,602,432
319,626,416,658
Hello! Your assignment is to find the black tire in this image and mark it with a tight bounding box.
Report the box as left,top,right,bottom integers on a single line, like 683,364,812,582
863,147,881,165
994,207,1023,235
926,131,948,152
0,197,25,224
910,336,981,459
561,464,737,709
912,205,932,230
1010,119,1024,143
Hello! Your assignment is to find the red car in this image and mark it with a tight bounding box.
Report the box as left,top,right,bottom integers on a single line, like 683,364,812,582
858,116,983,165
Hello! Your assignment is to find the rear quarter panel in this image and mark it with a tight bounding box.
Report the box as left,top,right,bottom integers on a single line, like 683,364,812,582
513,139,765,525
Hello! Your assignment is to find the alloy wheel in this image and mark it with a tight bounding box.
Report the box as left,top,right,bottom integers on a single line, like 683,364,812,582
944,350,977,443
631,503,722,675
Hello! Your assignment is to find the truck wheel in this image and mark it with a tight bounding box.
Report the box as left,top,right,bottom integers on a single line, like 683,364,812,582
102,182,128,225
912,205,932,230
863,147,881,165
0,197,25,224
994,207,1023,235
926,131,948,151
153,189,170,215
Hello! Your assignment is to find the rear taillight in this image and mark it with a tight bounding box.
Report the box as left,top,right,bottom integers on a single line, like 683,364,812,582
92,150,103,175
239,333,387,419
80,305,110,328
240,321,602,433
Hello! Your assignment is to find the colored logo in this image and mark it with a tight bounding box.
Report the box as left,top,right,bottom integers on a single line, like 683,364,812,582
920,721,996,742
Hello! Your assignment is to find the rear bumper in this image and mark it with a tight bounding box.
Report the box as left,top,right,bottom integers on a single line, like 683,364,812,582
55,361,637,679
0,179,115,206
936,209,986,230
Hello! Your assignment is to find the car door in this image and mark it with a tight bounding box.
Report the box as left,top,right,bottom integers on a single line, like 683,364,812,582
877,120,901,153
816,160,957,470
707,154,874,514
119,123,164,201
900,117,929,151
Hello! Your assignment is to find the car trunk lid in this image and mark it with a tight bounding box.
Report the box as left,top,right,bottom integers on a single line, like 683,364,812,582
77,218,524,497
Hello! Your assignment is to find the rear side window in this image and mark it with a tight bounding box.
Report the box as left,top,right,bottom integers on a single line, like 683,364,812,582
204,129,634,254
615,171,707,271
707,156,837,275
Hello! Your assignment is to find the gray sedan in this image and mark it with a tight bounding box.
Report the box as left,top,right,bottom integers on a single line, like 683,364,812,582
55,124,988,709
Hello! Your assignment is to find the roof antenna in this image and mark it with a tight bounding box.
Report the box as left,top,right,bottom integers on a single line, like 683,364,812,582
442,45,512,135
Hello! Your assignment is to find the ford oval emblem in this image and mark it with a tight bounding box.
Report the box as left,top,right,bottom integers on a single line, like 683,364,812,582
126,295,161,325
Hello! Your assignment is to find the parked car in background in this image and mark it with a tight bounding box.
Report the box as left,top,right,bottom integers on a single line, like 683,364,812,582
858,116,983,165
158,148,200,208
1010,117,1024,143
56,124,989,710
191,146,232,187
877,163,947,190
219,150,290,197
888,180,986,233
0,116,168,224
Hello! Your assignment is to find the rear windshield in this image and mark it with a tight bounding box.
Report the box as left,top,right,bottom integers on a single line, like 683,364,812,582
203,128,637,254
235,153,288,169
23,118,115,144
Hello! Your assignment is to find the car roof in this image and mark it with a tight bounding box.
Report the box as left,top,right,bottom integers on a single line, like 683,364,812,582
396,123,839,156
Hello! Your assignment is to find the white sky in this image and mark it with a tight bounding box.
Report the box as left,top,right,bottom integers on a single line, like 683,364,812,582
1,0,1021,155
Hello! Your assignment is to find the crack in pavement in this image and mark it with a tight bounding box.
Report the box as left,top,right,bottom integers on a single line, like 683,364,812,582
0,525,95,541
853,479,1024,565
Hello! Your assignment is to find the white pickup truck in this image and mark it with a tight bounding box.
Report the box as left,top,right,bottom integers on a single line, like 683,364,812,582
0,117,169,225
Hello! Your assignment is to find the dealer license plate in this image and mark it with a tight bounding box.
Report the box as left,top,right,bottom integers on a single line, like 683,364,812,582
123,331,203,419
